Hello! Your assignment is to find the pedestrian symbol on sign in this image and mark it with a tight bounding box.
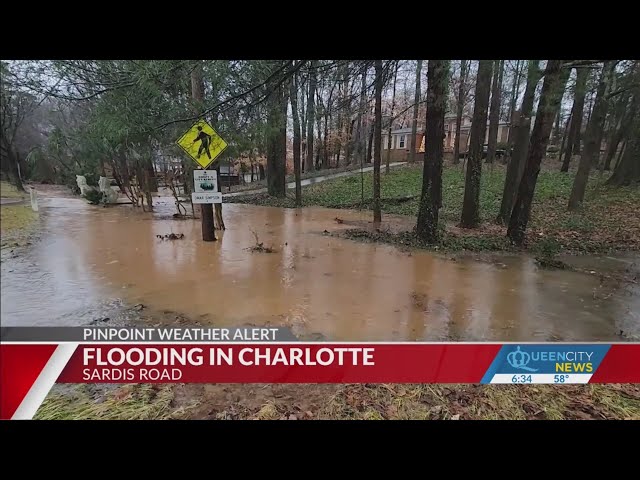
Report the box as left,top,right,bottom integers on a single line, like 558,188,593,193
176,120,228,169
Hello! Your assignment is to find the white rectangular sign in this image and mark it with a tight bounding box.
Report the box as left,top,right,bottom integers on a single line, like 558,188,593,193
194,170,218,193
192,192,222,204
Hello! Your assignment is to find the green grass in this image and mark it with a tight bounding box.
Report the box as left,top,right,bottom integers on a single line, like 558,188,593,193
1,204,39,248
316,384,640,420
0,180,25,199
229,163,640,254
35,384,197,420
35,383,640,420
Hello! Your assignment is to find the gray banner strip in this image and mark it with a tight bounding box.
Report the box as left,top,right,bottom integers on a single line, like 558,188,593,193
0,327,298,342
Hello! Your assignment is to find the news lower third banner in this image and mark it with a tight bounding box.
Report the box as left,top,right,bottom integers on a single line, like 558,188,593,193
1,327,639,420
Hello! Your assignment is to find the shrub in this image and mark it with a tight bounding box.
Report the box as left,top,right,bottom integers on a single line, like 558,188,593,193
83,189,103,205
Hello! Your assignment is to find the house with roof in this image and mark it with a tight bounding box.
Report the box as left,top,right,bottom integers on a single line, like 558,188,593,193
384,114,511,162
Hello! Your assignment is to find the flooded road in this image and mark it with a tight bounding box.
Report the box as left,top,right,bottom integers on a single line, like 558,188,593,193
2,192,638,341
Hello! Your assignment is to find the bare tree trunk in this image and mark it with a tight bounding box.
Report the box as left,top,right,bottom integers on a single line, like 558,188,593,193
343,63,353,166
568,62,615,210
507,60,569,245
552,108,562,145
366,118,374,164
305,61,317,173
290,67,302,206
416,60,449,242
507,60,523,148
320,95,327,170
191,63,215,241
460,60,493,228
145,156,157,192
1,147,24,191
409,60,423,163
300,80,306,167
561,67,589,171
496,60,541,225
603,91,633,171
356,65,368,164
373,60,383,224
486,59,504,163
267,80,287,198
453,60,468,165
607,93,640,186
558,111,572,162
386,61,399,174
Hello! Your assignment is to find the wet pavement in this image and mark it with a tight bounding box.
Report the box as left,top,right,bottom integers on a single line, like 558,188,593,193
223,162,407,198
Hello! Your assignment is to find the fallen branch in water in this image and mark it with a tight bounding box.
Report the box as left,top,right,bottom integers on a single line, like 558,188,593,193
247,229,276,253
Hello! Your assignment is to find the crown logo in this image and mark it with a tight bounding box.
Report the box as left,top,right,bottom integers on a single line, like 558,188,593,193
507,346,538,372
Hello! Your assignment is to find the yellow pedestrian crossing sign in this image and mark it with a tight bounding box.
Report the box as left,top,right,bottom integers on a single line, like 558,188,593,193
176,120,228,169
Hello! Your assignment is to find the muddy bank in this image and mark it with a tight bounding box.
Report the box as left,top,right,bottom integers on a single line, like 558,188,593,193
38,382,640,420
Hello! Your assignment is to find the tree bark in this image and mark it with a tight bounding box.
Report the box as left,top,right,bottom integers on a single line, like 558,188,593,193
386,61,399,174
355,65,367,165
416,60,449,242
496,60,541,225
507,60,570,245
558,111,571,163
320,92,327,170
305,61,317,173
409,60,423,163
560,67,589,171
0,146,24,191
266,81,287,198
460,60,493,228
507,60,523,148
486,59,504,163
453,60,468,165
289,68,302,206
568,62,615,210
191,63,215,241
300,80,306,165
366,119,374,164
602,91,632,170
373,60,383,224
343,63,353,166
606,97,640,186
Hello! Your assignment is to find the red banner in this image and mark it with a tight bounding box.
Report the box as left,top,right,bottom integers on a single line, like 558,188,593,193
58,344,501,383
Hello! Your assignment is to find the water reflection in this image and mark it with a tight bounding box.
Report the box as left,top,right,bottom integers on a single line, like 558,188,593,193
1,195,638,341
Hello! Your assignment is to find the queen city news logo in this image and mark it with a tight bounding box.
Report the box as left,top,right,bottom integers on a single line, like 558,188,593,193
503,345,600,374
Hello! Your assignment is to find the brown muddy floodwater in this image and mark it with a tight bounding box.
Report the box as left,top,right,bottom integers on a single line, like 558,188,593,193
1,192,639,341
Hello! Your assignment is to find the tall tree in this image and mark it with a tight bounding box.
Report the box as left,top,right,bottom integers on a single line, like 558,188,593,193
342,62,354,167
452,60,469,165
373,60,383,224
507,60,570,245
305,61,317,173
606,89,640,186
416,60,449,242
507,60,523,147
0,62,31,191
409,60,423,163
486,59,504,163
496,60,541,224
289,67,302,206
568,62,616,210
355,64,368,164
385,61,399,174
602,90,632,171
266,78,287,197
460,60,493,228
560,67,589,172
191,63,215,241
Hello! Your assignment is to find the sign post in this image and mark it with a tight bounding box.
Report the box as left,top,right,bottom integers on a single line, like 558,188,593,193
176,120,228,241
